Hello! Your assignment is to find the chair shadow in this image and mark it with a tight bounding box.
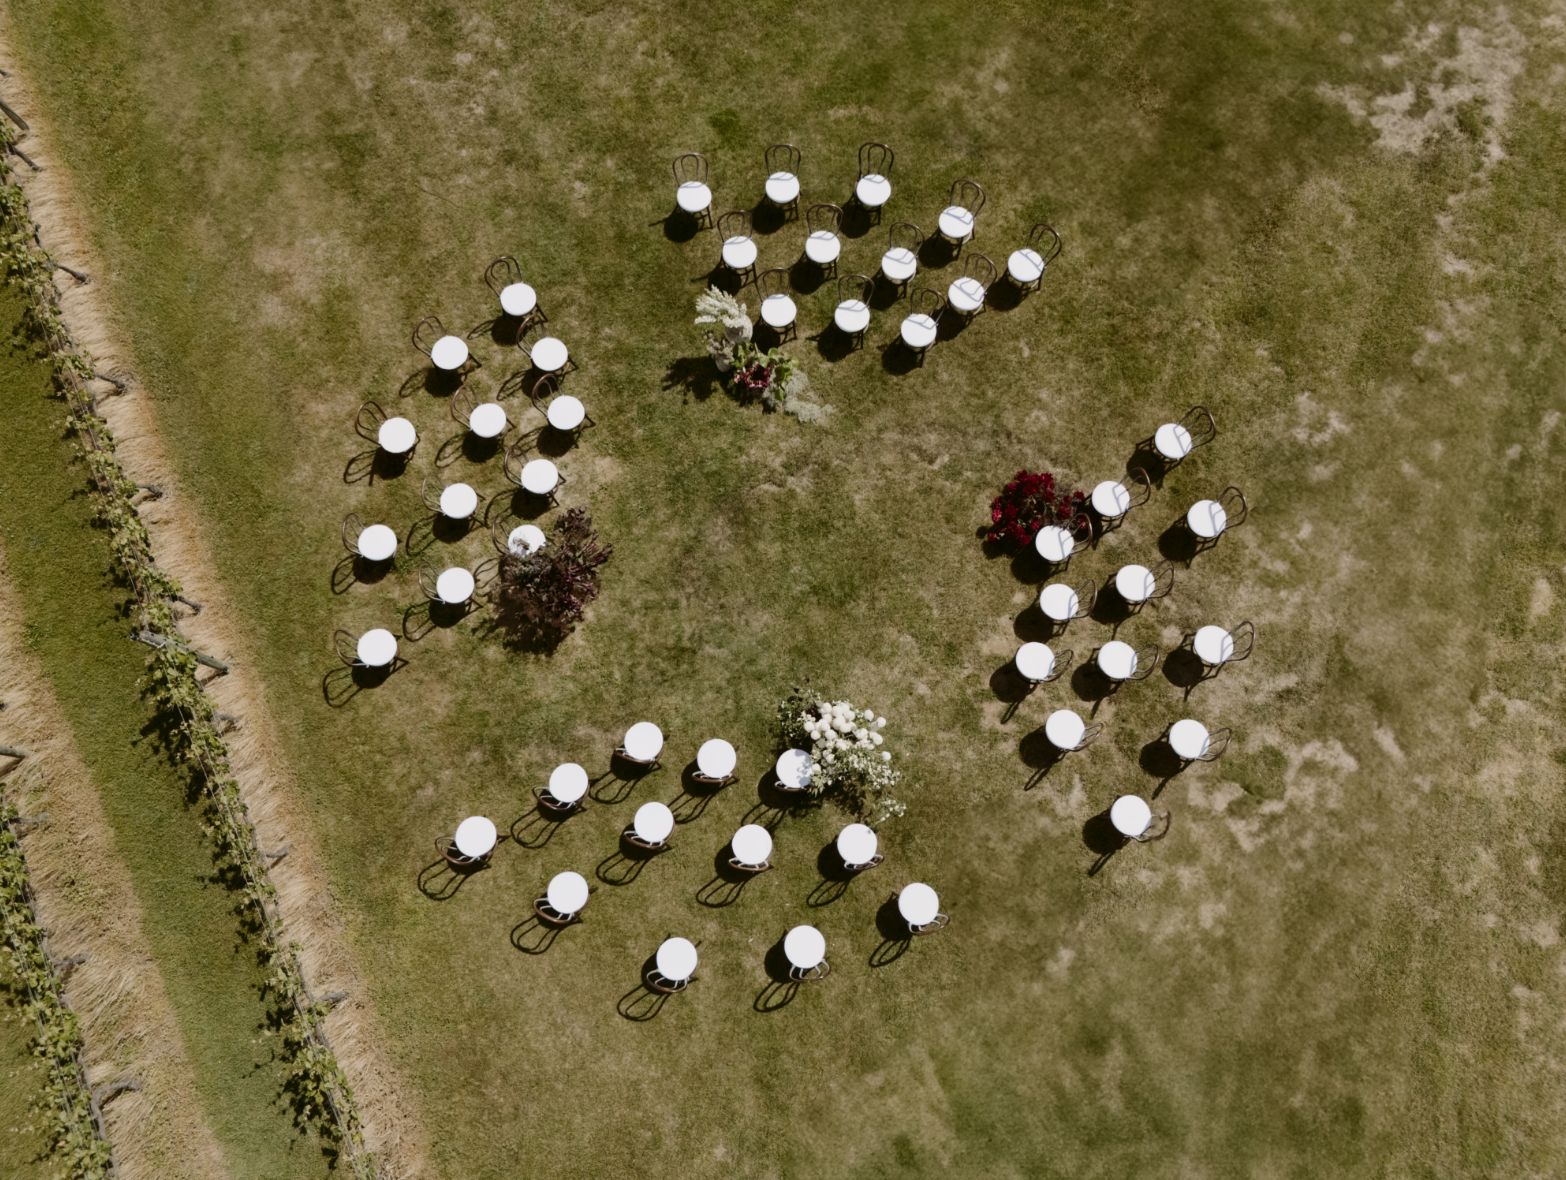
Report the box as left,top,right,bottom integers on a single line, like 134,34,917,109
416,859,482,901
696,846,758,908
934,312,968,343
1083,810,1128,876
988,281,1024,313
805,843,860,908
660,206,703,243
989,661,1035,724
1008,546,1052,586
1158,521,1201,565
753,940,801,1012
869,896,912,967
1089,587,1134,634
879,337,921,376
511,808,566,850
662,356,723,403
812,326,857,364
617,980,672,1022
1126,443,1171,488
840,201,873,239
344,448,411,486
597,839,661,887
330,554,394,596
593,756,659,804
918,236,958,270
1071,663,1116,717
750,199,786,236
322,663,395,708
789,256,827,295
510,915,564,955
435,431,504,470
1018,728,1065,790
1162,646,1208,699
868,273,902,311
1139,735,1186,799
702,264,744,296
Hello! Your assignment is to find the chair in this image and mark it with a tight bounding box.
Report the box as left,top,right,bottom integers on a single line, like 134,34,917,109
1116,560,1175,618
898,288,942,366
833,274,873,350
936,178,986,248
483,255,544,326
1182,726,1231,763
947,251,997,322
852,142,895,224
354,399,389,445
615,731,664,771
332,629,361,668
1140,406,1217,469
717,210,758,285
802,203,843,277
672,151,714,228
1038,577,1097,631
880,221,924,291
518,322,576,376
1100,643,1161,687
1007,223,1062,293
727,852,771,874
1016,643,1072,688
762,143,802,220
1186,486,1248,552
450,386,508,440
1043,712,1104,756
647,969,692,994
624,826,668,853
529,373,594,437
1131,811,1172,842
420,477,445,515
434,835,490,870
1092,468,1152,541
341,512,366,556
502,443,564,504
756,268,797,341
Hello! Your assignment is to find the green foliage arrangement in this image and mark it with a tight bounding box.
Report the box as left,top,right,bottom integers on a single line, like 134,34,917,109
0,125,376,1177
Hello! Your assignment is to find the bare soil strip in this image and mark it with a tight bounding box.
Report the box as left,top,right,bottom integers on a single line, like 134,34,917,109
0,546,229,1180
0,27,431,1178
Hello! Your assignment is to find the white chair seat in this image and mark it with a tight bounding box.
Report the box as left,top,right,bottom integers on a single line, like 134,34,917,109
938,205,975,241
656,937,699,981
439,483,478,519
900,313,937,350
1038,582,1079,621
1092,480,1130,518
1034,525,1075,563
730,824,772,866
356,628,397,668
467,402,507,439
722,235,758,270
633,801,675,844
1110,795,1152,839
898,883,940,926
1169,719,1211,761
761,293,797,328
804,230,841,264
530,336,569,373
499,282,537,317
1044,708,1086,751
836,823,878,866
453,816,497,858
1115,564,1155,604
1007,247,1046,285
783,924,826,970
507,524,546,555
856,173,892,208
546,395,585,432
1015,642,1055,682
1155,422,1194,460
947,276,986,312
1193,625,1234,666
834,300,870,335
676,180,712,214
623,722,664,762
548,762,589,804
546,870,589,916
881,246,917,283
1187,500,1228,539
520,458,559,495
377,417,417,455
430,335,468,371
1097,640,1138,681
697,738,737,779
765,171,800,205
435,567,475,605
356,524,398,562
774,748,813,790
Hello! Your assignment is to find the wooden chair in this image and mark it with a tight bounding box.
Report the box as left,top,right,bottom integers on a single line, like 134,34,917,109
802,202,843,277
756,267,798,341
1118,560,1176,618
623,826,669,853
727,852,772,874
842,850,883,873
518,322,577,377
898,287,943,366
450,386,507,439
936,178,986,248
672,151,713,228
483,255,544,327
1048,718,1104,757
948,250,997,322
880,221,924,291
852,141,895,224
1188,486,1248,553
1018,646,1073,688
1131,811,1171,842
1093,468,1152,541
529,372,595,436
1008,223,1062,293
716,209,759,286
762,143,803,220
832,273,874,351
1140,405,1217,470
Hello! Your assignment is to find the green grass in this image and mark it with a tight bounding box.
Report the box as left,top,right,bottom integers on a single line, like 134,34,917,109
7,0,1566,1175
0,288,331,1179
0,956,52,1180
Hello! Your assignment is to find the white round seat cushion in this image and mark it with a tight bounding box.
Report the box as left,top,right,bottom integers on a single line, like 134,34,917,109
1169,719,1211,761
1008,247,1046,285
377,416,417,455
623,722,664,762
500,282,537,317
1034,525,1075,563
761,293,797,328
856,173,892,208
530,336,569,373
898,883,940,926
783,925,826,969
438,483,478,519
1038,582,1079,621
1155,422,1194,460
765,171,800,205
774,748,813,790
520,458,559,495
834,299,870,335
722,235,758,270
900,313,937,350
1092,480,1131,518
548,762,589,804
881,246,918,283
1044,708,1086,750
453,816,497,858
435,567,475,605
356,524,398,562
1110,795,1152,839
547,395,585,431
546,871,589,915
938,205,975,240
836,823,878,866
730,824,773,866
356,628,397,668
467,402,507,439
1097,640,1138,681
947,275,986,313
1115,564,1155,604
633,801,675,844
430,335,468,371
507,524,546,556
656,937,699,981
676,180,712,213
805,230,841,264
697,738,737,779
1193,625,1234,666
1015,642,1055,682
1187,500,1228,539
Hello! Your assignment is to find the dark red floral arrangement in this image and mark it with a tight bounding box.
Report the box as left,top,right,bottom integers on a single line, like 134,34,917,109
985,470,1087,549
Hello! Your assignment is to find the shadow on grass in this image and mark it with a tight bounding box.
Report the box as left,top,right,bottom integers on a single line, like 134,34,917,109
1162,644,1210,700
1069,662,1117,718
597,834,666,887
1139,730,1186,798
435,430,504,470
510,914,567,955
989,659,1036,724
805,842,863,908
1083,809,1127,876
343,447,412,486
1011,602,1059,642
330,553,393,596
511,805,569,850
592,755,660,805
696,845,761,909
1157,520,1202,566
662,356,724,404
870,895,912,967
322,660,402,708
753,939,801,1012
1018,728,1065,790
416,858,486,901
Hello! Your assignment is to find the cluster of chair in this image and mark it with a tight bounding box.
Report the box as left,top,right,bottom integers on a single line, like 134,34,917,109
432,721,947,995
335,259,603,670
673,143,1062,365
1004,406,1256,848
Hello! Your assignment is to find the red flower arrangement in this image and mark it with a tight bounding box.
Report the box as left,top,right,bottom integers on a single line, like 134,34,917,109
985,470,1087,549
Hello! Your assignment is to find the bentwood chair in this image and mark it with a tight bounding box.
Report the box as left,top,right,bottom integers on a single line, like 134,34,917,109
435,834,492,870
762,143,803,220
341,512,366,556
832,273,874,351
880,221,924,291
1139,406,1218,470
946,251,997,322
483,255,545,328
1007,223,1062,293
1039,577,1098,632
852,141,895,223
1092,468,1153,542
756,268,798,341
353,399,389,445
1186,486,1249,553
716,210,759,286
1115,560,1176,619
936,178,986,248
802,202,844,277
898,287,943,366
450,386,509,441
529,373,594,438
672,151,714,228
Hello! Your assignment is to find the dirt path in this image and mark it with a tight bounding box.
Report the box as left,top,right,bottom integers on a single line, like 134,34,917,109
0,28,431,1180
0,547,229,1180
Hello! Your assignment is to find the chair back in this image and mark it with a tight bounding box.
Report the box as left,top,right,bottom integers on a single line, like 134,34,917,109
354,399,387,443
332,629,359,667
806,202,842,234
727,855,771,874
908,286,944,321
437,836,480,870
624,830,665,852
764,142,801,175
1128,646,1161,681
757,267,791,299
1077,720,1104,748
420,476,445,514
1217,485,1249,529
1147,561,1176,601
341,512,365,555
1199,727,1232,762
672,151,708,184
529,371,561,411
948,177,986,215
484,255,522,297
1181,404,1218,448
1229,620,1257,662
533,897,577,926
417,566,441,600
450,384,481,426
533,786,580,817
858,141,894,178
1049,648,1074,681
1071,577,1098,618
836,272,874,306
962,251,997,288
1026,222,1063,264
502,439,530,485
647,971,689,995
717,209,751,240
1126,467,1153,508
887,220,925,255
411,314,446,354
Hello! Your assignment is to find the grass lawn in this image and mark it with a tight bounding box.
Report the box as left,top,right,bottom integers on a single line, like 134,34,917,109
0,287,331,1178
7,0,1566,1175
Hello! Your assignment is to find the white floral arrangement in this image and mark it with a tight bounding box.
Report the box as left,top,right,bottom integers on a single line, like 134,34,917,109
694,286,752,372
778,688,906,823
